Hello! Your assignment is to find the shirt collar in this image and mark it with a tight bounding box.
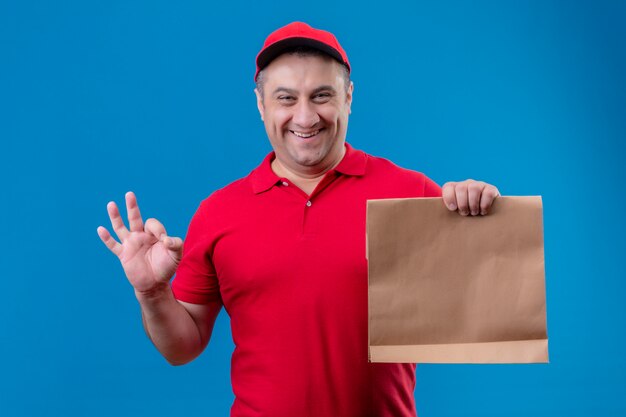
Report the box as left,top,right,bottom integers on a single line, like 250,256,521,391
249,142,368,194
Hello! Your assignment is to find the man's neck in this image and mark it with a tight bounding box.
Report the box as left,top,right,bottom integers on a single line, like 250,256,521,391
271,147,346,196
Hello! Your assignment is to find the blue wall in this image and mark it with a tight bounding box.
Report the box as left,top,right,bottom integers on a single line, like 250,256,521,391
1,1,624,416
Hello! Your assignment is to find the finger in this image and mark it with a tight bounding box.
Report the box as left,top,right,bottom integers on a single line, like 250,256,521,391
97,226,123,257
164,236,184,262
467,181,484,216
107,201,129,241
480,185,500,215
125,191,144,233
165,236,184,251
442,182,458,211
145,218,167,240
455,182,470,216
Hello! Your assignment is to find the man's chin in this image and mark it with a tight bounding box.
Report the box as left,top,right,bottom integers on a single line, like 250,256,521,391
285,148,321,165
295,157,324,167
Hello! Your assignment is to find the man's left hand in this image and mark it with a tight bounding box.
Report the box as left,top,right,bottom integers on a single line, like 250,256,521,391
442,180,500,216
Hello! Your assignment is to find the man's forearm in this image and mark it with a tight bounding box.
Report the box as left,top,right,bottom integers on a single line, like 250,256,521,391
136,284,204,365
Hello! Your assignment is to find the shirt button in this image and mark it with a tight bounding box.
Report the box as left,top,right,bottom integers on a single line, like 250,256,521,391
306,200,312,207
282,181,289,186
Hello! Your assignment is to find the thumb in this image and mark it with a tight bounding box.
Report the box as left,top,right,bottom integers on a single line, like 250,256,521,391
163,236,184,257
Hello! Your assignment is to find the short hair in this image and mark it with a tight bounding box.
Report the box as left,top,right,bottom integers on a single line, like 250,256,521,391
255,46,351,101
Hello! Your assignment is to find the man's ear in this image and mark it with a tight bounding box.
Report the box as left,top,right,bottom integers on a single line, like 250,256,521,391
254,88,265,121
346,81,354,115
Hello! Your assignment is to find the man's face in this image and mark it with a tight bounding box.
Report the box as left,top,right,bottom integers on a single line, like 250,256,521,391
255,53,353,175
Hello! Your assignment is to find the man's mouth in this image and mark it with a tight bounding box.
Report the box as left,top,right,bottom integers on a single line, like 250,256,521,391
290,129,322,138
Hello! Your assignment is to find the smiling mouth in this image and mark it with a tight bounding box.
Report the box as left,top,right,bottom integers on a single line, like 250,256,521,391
290,128,323,138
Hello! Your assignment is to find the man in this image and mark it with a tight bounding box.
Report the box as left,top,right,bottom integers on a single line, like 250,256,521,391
97,22,499,417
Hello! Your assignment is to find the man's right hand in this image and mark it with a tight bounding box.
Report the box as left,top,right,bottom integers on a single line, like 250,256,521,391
97,191,184,295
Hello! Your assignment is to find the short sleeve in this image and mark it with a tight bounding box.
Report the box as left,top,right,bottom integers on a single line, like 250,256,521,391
171,201,222,304
424,175,442,197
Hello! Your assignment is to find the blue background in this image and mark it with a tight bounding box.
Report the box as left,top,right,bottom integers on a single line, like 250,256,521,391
1,1,625,416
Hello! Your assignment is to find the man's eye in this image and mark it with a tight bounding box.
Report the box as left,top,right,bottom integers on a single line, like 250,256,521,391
313,93,331,101
278,96,295,101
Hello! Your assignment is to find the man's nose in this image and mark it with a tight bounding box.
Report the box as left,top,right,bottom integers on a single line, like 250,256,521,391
292,101,320,128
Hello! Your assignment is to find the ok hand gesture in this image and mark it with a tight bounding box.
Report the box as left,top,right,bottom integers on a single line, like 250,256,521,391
97,192,183,294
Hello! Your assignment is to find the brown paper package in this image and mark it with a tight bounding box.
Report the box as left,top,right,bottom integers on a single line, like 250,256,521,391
367,196,548,364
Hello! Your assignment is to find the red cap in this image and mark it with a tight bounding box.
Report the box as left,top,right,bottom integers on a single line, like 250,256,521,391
254,22,350,81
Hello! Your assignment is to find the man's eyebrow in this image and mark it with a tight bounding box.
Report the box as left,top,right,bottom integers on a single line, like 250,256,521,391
311,85,336,94
272,87,298,96
271,86,337,96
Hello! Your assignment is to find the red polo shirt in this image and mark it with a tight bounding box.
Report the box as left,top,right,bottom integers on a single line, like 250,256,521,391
172,143,441,417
